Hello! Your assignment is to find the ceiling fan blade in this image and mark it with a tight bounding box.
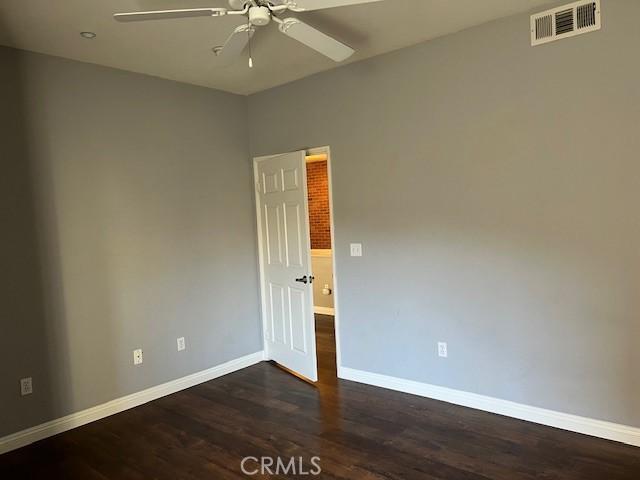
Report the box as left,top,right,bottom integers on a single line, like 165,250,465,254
283,0,384,12
114,8,227,23
278,18,354,62
217,25,255,60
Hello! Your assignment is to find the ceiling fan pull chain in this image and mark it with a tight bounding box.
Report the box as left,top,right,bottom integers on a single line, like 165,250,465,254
248,19,254,68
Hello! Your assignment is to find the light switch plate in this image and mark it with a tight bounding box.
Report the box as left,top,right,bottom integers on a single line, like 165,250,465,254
177,337,186,352
350,243,363,257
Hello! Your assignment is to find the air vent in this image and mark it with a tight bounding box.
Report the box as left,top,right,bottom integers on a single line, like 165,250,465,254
531,0,601,46
576,2,598,29
555,9,574,35
535,15,553,41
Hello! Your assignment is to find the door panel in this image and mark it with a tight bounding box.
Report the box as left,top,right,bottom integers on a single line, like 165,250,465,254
265,204,283,265
283,167,299,191
284,202,303,268
289,287,307,354
263,171,281,194
269,282,286,344
256,151,318,382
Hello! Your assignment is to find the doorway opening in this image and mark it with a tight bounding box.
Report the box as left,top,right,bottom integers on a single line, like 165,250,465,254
305,147,338,384
253,147,338,384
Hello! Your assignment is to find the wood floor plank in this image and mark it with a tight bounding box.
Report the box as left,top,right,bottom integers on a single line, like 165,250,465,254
1,314,638,479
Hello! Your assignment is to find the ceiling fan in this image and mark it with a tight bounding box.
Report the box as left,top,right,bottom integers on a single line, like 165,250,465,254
114,0,383,66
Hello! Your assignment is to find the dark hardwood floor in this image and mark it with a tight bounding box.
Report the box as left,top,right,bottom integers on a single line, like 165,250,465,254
1,314,639,479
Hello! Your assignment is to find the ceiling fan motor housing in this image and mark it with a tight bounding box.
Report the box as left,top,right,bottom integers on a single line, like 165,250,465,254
249,6,271,26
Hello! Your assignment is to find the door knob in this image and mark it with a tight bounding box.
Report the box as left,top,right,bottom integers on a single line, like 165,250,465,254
295,276,309,284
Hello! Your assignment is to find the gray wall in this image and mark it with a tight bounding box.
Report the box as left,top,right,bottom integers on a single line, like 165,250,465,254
0,46,262,437
3,0,640,439
249,0,640,427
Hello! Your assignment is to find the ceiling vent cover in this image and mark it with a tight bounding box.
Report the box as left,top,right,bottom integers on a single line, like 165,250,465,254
531,0,601,46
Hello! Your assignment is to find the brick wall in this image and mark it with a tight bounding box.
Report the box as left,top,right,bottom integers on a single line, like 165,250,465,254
306,161,331,249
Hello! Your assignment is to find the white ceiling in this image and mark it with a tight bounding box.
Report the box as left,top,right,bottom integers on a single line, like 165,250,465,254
0,0,554,95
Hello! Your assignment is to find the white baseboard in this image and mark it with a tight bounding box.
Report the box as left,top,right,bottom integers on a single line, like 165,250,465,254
0,351,265,455
339,366,640,448
314,306,335,315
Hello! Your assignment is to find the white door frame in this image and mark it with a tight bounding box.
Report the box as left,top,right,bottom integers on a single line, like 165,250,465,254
253,146,342,374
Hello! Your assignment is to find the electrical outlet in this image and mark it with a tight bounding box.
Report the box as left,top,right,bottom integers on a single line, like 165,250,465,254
438,342,448,358
177,337,186,352
133,349,143,365
20,377,33,396
350,243,363,257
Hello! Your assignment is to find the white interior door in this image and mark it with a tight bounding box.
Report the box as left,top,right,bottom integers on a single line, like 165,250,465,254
255,151,318,382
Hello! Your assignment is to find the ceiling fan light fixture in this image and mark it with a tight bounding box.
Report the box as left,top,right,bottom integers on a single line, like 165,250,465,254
248,6,271,26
